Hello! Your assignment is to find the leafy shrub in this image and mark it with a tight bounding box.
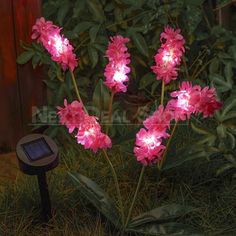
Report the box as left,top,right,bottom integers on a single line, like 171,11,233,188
16,0,236,234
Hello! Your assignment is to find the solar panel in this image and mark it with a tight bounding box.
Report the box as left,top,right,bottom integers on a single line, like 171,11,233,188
21,137,53,161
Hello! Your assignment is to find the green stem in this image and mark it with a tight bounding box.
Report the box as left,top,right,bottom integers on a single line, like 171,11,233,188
69,70,124,224
106,92,114,135
103,149,125,225
69,70,88,113
125,166,145,228
161,80,165,105
159,121,178,170
183,57,190,80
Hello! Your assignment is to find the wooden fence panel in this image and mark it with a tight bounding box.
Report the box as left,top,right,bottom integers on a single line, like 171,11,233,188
0,0,44,150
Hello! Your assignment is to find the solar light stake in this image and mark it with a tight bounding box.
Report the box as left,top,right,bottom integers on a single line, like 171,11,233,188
16,134,59,223
37,172,52,221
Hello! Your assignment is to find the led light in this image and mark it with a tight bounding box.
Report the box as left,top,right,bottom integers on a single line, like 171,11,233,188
178,91,190,109
162,50,174,63
53,35,64,53
113,70,126,82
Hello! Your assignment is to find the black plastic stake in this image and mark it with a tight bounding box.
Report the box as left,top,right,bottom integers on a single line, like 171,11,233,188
37,172,52,222
16,134,59,224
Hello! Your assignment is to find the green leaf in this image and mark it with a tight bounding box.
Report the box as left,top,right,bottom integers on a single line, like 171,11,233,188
73,22,93,34
89,25,100,42
86,0,105,23
128,204,194,228
32,54,41,69
113,128,139,145
163,150,207,171
209,74,232,93
216,124,227,138
191,123,213,135
92,79,111,111
127,222,202,235
43,80,59,90
216,163,234,176
68,172,121,227
139,73,155,89
131,32,149,57
185,5,202,33
88,46,99,68
57,2,70,25
209,58,219,74
17,51,35,64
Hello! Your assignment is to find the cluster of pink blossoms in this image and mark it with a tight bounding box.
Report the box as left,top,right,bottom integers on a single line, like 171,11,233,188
134,81,222,165
32,17,77,71
151,26,185,84
104,35,131,93
57,100,111,152
134,105,172,165
167,82,222,121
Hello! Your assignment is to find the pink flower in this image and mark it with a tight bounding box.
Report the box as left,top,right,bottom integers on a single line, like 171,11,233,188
134,128,166,165
32,17,77,71
160,26,185,53
151,26,185,84
167,81,197,121
31,17,57,44
57,99,112,152
167,82,222,120
193,86,222,118
143,105,173,133
57,99,85,133
134,105,172,165
76,115,111,152
104,35,131,93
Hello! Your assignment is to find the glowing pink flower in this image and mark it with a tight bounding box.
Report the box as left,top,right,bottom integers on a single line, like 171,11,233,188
161,26,185,53
31,17,58,44
57,99,111,152
104,35,131,93
151,26,185,84
143,105,173,133
134,128,166,165
167,81,197,121
134,105,172,165
167,82,222,120
57,99,85,133
32,17,77,71
76,115,112,152
193,86,222,118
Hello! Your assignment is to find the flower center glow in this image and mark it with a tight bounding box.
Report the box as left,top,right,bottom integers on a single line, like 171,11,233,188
48,34,64,54
84,128,96,136
178,91,190,109
143,135,159,149
53,35,64,53
162,50,174,63
113,70,126,82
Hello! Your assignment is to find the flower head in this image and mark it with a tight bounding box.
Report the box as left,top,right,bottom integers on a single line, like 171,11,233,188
167,82,222,120
193,86,222,117
57,99,112,152
57,99,85,133
151,26,185,84
167,82,197,121
134,105,171,165
104,35,131,93
143,105,173,133
134,128,166,165
32,17,77,71
76,115,112,152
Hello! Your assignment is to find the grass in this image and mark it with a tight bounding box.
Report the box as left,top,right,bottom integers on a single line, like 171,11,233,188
0,136,236,235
